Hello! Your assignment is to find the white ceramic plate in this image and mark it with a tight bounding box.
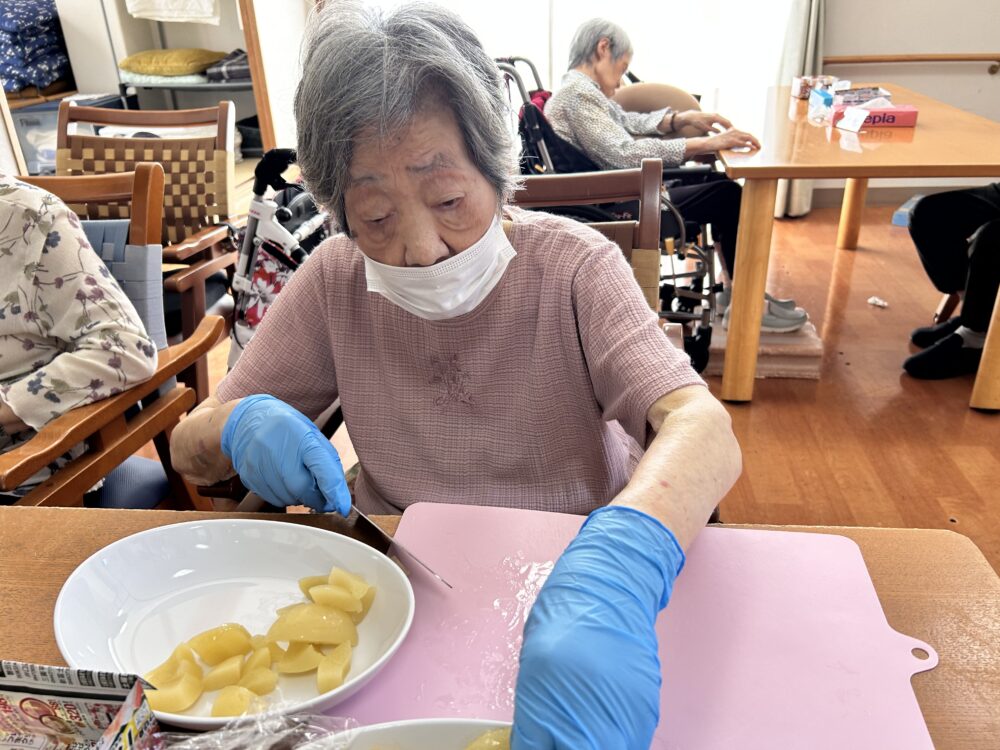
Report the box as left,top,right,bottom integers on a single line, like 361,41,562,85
54,519,414,730
343,718,511,749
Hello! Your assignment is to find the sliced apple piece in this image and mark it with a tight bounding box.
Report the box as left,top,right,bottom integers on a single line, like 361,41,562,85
238,667,279,696
202,653,244,691
144,672,202,713
211,685,260,717
275,642,324,674
187,623,252,666
267,603,357,646
316,642,352,694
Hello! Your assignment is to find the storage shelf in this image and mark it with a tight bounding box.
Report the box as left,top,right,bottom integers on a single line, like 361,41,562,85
121,80,253,92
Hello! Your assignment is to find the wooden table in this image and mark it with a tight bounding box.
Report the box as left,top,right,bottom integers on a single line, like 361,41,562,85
2,506,999,748
718,83,1000,408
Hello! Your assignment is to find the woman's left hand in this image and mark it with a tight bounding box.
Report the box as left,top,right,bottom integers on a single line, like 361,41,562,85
676,110,733,134
511,505,686,750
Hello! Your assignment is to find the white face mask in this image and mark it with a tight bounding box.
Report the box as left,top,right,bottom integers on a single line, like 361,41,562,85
362,215,516,320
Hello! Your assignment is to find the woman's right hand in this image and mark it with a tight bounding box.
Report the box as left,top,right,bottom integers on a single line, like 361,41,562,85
220,394,352,515
686,129,761,157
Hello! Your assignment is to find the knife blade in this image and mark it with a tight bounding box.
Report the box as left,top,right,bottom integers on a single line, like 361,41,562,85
234,493,453,589
351,506,454,589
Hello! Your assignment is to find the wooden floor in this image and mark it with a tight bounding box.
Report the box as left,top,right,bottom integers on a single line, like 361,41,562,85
197,204,1000,573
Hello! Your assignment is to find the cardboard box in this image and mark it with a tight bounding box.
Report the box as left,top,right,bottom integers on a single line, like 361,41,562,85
831,104,919,128
0,660,160,750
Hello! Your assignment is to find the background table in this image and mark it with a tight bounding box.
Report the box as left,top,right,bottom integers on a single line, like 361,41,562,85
718,83,1000,408
2,506,999,748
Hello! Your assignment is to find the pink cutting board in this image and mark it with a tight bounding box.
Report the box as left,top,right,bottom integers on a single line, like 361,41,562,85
336,503,938,748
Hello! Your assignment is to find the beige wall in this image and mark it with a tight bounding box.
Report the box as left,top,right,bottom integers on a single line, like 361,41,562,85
818,0,1000,197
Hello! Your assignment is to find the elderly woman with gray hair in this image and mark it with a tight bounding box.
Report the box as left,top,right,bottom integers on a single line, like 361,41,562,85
548,19,807,332
171,2,741,747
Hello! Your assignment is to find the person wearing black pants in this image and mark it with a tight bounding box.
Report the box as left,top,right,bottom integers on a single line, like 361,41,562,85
660,175,741,277
905,183,1000,379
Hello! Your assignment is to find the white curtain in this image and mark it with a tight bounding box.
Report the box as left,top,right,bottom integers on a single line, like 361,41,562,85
774,0,825,217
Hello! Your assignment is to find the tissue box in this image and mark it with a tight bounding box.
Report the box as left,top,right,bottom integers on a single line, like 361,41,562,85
831,104,919,128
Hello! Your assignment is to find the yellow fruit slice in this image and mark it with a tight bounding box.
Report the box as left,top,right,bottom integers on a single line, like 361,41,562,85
316,642,352,694
266,641,286,661
351,586,377,624
267,603,357,646
298,575,328,598
187,623,252,666
465,728,512,750
245,646,271,672
275,642,324,674
328,569,377,624
144,672,202,714
202,654,244,691
143,644,200,688
211,685,260,717
238,667,279,696
308,584,362,613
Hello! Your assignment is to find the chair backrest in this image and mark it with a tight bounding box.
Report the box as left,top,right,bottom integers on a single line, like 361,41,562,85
23,165,168,349
613,82,701,114
56,100,235,246
512,158,662,258
513,159,663,310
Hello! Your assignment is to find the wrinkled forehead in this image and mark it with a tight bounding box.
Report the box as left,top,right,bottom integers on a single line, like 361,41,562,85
346,109,477,189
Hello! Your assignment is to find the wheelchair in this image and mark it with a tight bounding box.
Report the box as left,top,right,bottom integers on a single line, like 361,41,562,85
496,57,721,372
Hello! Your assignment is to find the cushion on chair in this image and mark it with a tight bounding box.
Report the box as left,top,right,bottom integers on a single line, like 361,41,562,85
118,48,227,76
82,219,167,350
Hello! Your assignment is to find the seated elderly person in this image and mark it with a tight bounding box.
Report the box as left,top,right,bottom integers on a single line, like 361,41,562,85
547,18,806,332
170,3,741,747
903,183,1000,379
0,175,158,502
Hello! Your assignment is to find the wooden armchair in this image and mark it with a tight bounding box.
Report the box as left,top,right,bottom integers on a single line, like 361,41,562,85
3,165,224,508
56,100,243,401
513,157,664,310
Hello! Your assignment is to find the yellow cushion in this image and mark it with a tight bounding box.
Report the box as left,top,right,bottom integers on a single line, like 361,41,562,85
119,48,227,76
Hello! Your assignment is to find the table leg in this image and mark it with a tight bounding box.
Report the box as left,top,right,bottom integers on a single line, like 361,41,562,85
721,178,778,402
836,177,868,250
970,297,1000,410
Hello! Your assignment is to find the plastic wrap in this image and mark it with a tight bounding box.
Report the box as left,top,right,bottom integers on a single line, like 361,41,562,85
156,713,358,750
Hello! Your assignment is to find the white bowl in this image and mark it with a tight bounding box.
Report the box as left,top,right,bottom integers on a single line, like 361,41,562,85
54,519,414,731
344,718,511,749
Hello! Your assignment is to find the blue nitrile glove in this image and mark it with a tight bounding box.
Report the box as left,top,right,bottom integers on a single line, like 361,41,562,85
511,504,686,750
220,394,352,515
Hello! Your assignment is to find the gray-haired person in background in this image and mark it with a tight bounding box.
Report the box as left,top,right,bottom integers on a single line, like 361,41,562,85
170,3,742,747
547,19,808,333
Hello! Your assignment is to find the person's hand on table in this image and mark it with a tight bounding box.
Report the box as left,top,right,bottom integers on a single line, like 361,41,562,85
685,128,761,158
675,110,733,134
511,505,686,750
220,394,352,515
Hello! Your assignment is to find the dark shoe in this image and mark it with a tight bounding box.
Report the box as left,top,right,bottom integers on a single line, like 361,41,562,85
910,317,961,348
903,333,982,379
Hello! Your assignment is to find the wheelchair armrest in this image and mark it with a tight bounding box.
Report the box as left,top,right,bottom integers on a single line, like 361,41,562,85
662,164,714,178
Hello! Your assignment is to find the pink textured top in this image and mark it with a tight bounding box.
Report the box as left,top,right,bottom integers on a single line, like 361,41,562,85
217,207,704,514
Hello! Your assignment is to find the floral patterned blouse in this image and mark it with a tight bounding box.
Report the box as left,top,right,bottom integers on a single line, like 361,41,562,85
0,175,157,496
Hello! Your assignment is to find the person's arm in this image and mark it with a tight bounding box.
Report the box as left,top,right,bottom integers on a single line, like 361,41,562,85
0,203,157,431
614,384,741,548
618,103,672,136
0,402,28,434
171,395,239,486
170,243,349,514
552,82,687,168
511,239,741,750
